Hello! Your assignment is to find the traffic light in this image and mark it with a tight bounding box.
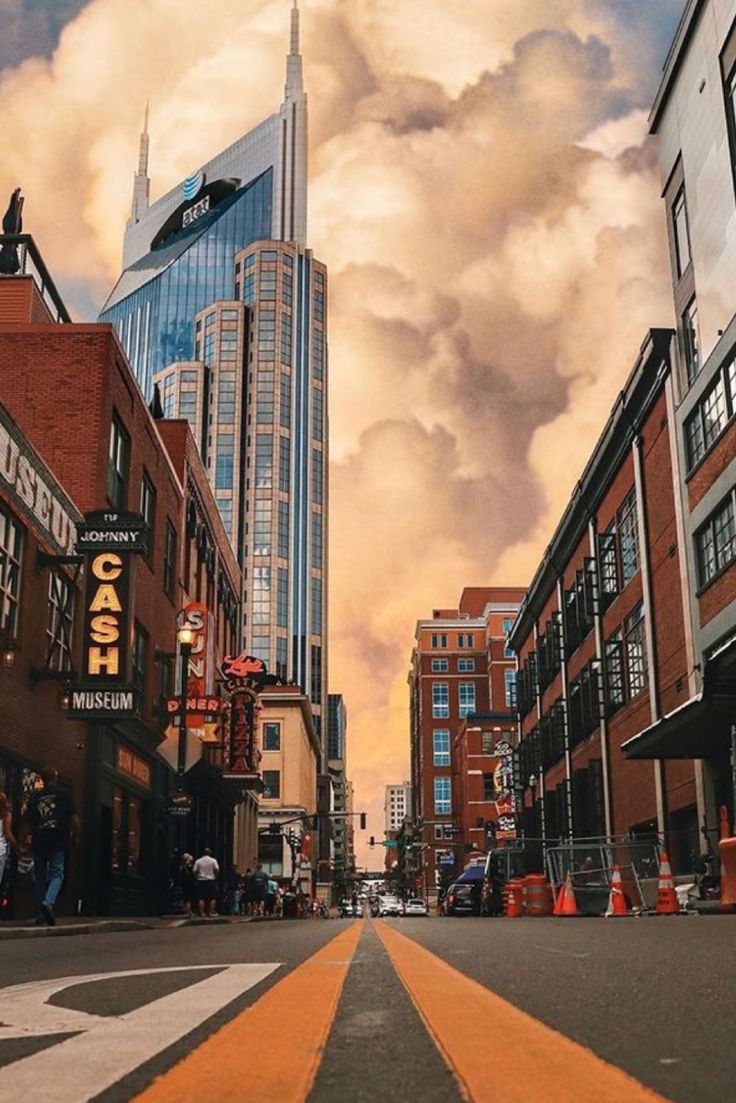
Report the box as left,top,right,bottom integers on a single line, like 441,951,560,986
359,812,367,830
369,835,376,848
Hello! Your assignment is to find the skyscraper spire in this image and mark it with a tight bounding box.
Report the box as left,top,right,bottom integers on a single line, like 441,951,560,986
285,0,304,101
129,103,151,225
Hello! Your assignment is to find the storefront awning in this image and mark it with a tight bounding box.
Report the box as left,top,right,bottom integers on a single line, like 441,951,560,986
622,635,736,760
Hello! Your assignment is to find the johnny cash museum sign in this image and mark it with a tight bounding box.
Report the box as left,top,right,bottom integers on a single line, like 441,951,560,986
68,510,147,720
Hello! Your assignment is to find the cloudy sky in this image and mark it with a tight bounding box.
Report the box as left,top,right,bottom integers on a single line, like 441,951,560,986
0,0,684,863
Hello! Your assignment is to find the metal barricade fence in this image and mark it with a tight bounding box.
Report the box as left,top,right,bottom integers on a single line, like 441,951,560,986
546,837,658,915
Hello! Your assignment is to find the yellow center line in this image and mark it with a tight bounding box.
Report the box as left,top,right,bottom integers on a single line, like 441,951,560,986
131,920,364,1103
374,920,672,1103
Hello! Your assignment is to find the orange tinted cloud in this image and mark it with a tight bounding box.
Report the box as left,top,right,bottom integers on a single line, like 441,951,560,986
0,0,678,865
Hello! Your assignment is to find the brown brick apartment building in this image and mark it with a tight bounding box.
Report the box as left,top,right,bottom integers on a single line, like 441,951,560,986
409,587,524,895
0,241,246,915
510,330,700,872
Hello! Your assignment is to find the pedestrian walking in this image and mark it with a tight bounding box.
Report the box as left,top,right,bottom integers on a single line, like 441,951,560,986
242,867,253,916
193,847,220,918
265,876,278,917
0,791,18,906
251,863,269,917
23,767,78,926
178,853,196,919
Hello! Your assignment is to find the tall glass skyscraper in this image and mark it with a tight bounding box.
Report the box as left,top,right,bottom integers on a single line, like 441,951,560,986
100,1,328,746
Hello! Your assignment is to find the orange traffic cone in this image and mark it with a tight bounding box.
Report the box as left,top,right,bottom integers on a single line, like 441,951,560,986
556,871,578,917
656,850,679,915
605,865,629,917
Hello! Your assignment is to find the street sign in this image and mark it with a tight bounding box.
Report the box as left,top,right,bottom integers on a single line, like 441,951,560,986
382,840,398,848
445,827,463,836
168,791,192,817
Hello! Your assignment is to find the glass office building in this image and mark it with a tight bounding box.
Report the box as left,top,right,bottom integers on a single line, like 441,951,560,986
101,2,328,749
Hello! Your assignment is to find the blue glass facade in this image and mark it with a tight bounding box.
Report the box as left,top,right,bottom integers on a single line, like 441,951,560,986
100,170,273,396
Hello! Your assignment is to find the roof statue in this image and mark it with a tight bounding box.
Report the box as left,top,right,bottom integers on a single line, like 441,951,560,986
0,187,24,275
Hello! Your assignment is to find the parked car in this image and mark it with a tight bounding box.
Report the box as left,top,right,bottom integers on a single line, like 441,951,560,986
446,882,481,916
378,894,402,917
403,898,429,917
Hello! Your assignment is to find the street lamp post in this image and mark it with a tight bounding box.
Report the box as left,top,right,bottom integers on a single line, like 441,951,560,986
177,622,195,778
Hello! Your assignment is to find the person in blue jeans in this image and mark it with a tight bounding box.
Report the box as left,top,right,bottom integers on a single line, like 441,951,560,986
24,767,79,926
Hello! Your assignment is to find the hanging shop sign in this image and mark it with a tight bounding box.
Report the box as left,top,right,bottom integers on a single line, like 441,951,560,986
76,510,148,554
68,509,147,720
222,689,262,778
179,602,215,728
165,696,222,721
168,790,193,818
220,653,267,693
493,740,518,840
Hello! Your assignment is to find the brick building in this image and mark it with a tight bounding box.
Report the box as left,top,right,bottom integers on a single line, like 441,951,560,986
510,330,700,871
0,237,247,915
623,0,736,834
408,587,523,895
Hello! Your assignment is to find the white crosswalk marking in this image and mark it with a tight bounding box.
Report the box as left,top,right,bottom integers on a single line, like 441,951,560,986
0,963,280,1103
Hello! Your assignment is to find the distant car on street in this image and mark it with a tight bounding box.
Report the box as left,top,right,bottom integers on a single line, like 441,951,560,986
402,898,429,917
378,894,402,917
339,899,355,917
446,882,481,916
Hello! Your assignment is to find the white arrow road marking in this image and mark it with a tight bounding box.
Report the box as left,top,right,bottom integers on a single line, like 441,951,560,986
0,963,280,1103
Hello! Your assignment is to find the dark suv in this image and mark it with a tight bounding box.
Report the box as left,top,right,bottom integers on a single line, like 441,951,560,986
446,881,481,916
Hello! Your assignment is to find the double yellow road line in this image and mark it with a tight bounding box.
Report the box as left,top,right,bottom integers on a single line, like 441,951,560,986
134,919,671,1103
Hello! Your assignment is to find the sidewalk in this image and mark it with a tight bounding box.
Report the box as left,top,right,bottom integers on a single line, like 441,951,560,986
0,914,256,940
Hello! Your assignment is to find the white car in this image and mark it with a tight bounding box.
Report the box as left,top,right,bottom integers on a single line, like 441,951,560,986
378,894,402,917
403,898,429,917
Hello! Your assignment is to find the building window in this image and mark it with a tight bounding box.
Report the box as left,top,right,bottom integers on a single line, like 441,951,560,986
163,520,177,598
481,731,494,754
279,435,291,492
433,777,451,815
312,448,323,504
433,730,450,767
696,493,736,587
598,490,639,598
432,683,449,718
310,576,322,636
618,490,640,586
483,773,496,801
431,633,448,649
133,622,147,699
504,670,517,709
684,359,736,471
140,472,156,554
108,411,130,508
503,617,514,657
277,568,288,629
263,722,281,751
278,500,290,559
0,508,23,637
431,659,449,672
255,434,274,489
624,604,647,698
276,636,287,681
458,633,475,648
458,658,475,672
263,770,280,799
458,682,476,718
672,186,691,278
682,297,701,384
46,570,74,672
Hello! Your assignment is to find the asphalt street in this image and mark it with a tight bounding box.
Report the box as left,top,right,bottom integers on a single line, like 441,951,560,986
0,914,732,1103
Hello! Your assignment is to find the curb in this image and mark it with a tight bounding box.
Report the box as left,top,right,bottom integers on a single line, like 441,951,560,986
0,919,159,941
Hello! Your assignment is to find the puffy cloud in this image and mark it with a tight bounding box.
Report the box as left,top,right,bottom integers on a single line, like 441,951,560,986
0,0,680,865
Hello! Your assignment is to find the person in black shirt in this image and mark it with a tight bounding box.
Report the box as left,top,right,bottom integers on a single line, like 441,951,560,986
24,767,79,926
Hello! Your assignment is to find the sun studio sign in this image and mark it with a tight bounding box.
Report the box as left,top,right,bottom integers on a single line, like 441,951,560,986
68,510,148,721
